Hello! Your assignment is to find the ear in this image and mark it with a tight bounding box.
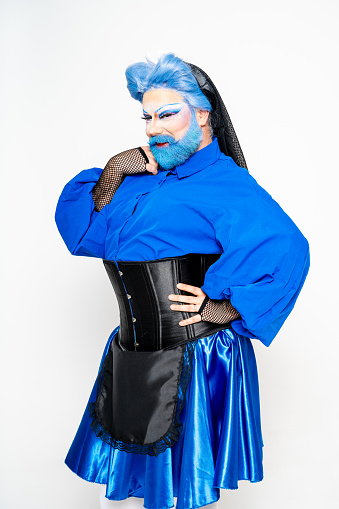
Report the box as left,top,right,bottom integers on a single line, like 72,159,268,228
195,109,210,128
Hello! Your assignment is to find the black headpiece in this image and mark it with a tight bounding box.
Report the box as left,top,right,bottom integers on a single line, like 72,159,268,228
184,62,248,170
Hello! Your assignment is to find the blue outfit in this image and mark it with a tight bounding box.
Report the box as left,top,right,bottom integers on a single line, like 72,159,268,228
55,137,310,508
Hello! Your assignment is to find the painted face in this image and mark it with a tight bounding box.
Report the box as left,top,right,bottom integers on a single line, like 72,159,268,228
142,89,203,170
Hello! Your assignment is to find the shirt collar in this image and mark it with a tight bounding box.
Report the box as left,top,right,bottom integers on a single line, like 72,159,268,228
168,137,222,179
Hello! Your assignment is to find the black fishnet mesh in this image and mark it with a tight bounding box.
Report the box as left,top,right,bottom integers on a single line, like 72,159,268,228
184,62,248,170
92,147,148,212
199,297,241,324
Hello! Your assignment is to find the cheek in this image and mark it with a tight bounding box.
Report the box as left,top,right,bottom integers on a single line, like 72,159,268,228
166,107,191,134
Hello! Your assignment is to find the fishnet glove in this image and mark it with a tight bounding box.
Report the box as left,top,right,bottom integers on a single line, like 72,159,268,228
92,147,149,212
198,295,241,324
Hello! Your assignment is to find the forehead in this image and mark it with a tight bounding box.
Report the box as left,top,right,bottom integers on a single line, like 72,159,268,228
142,88,185,112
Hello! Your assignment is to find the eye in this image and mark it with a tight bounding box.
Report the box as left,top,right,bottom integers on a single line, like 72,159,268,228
159,112,177,119
141,116,151,121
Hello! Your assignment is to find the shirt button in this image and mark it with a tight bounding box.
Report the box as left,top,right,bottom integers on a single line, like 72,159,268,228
118,271,123,276
132,317,136,322
127,294,131,299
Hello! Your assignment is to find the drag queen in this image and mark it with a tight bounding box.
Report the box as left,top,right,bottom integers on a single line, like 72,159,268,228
55,53,310,509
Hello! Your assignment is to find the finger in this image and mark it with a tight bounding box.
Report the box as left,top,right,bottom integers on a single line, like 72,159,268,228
178,314,202,326
141,146,158,166
146,163,158,174
176,283,204,296
168,294,204,305
170,303,202,313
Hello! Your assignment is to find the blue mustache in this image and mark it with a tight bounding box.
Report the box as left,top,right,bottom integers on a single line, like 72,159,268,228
149,135,176,147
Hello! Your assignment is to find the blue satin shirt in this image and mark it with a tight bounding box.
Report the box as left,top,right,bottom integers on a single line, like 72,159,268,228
55,137,310,347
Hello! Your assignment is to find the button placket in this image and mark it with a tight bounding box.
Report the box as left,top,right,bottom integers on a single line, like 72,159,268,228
114,192,148,258
114,175,170,258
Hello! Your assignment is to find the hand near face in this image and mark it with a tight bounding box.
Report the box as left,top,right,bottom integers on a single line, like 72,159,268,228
92,146,159,212
140,145,159,175
113,147,158,177
168,283,206,326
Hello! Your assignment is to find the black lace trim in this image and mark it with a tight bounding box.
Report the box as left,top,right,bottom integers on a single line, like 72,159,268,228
88,338,198,457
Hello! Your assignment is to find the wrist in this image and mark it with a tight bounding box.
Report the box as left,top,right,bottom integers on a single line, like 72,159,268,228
199,297,241,324
197,294,210,316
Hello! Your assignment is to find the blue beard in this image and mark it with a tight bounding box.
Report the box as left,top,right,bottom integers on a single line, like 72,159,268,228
148,108,204,170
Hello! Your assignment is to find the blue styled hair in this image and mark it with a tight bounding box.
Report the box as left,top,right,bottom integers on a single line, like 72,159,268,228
125,53,212,112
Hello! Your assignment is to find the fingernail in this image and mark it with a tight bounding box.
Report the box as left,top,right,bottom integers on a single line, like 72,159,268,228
177,283,181,288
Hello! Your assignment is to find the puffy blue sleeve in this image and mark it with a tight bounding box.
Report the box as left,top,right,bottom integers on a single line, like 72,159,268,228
200,174,310,347
55,167,108,258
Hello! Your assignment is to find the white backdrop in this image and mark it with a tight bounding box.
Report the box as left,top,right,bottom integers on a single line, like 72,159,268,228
1,1,337,508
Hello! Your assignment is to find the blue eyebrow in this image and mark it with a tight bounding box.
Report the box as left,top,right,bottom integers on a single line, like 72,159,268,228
143,103,183,116
155,103,183,113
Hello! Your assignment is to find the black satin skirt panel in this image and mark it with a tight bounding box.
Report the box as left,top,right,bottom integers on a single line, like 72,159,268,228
103,252,232,351
94,333,185,445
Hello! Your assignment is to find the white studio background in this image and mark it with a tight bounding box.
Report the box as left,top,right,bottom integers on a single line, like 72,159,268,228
0,1,337,508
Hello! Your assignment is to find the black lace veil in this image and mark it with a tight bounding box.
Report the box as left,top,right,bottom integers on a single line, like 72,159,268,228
184,62,248,170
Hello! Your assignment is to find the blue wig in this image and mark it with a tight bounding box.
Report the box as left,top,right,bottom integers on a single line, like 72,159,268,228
125,53,212,112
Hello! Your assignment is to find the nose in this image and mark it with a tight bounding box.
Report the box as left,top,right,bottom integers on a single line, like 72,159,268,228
147,118,163,138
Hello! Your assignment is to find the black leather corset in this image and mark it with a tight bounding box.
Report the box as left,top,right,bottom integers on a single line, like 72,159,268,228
103,253,232,351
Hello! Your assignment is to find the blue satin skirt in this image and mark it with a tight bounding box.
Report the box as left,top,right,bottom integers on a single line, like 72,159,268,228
65,325,264,509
